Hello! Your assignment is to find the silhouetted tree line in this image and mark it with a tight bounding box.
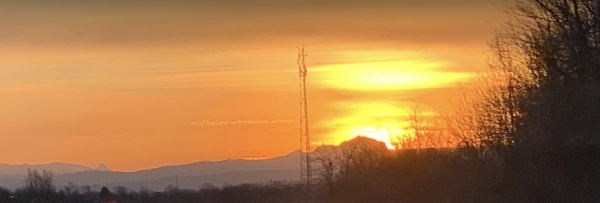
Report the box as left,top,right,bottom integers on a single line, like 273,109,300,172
4,0,600,202
317,0,600,202
0,170,322,203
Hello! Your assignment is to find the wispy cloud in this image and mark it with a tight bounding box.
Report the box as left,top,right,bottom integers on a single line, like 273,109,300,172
73,133,128,140
185,119,296,126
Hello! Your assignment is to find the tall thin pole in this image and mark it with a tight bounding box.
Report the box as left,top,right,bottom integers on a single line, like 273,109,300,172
297,47,311,186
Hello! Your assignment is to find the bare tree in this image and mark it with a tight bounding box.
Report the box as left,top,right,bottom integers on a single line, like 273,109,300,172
439,6,600,194
18,169,57,202
24,169,54,193
393,106,457,151
337,137,388,179
441,67,527,159
313,145,341,190
313,137,388,185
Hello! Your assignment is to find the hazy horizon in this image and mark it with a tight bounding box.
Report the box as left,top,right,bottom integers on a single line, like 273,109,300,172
0,0,504,171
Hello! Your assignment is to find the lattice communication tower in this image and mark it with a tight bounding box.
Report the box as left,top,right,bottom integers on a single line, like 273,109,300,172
297,47,311,185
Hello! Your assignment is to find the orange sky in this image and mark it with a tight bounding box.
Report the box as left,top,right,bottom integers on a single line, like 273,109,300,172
0,0,504,171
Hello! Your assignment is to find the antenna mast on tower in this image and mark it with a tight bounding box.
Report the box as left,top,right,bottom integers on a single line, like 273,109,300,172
297,47,311,186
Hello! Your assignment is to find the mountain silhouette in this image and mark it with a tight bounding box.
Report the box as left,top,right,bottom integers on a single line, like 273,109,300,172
95,164,111,171
0,150,301,190
0,162,100,176
0,137,388,191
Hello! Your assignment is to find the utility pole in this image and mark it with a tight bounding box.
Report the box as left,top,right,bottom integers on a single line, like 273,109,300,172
297,47,311,186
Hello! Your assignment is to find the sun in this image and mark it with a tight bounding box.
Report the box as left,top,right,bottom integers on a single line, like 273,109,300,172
321,104,410,150
349,126,405,149
310,50,470,151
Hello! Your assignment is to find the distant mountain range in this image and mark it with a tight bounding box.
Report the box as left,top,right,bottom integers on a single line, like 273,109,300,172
0,162,111,176
0,150,301,191
0,137,388,191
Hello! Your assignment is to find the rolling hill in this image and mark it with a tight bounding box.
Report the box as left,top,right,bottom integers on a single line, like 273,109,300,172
0,150,301,191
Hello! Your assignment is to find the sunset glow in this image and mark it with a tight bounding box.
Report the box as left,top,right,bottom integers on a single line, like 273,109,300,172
3,1,594,201
0,0,498,171
313,60,472,91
